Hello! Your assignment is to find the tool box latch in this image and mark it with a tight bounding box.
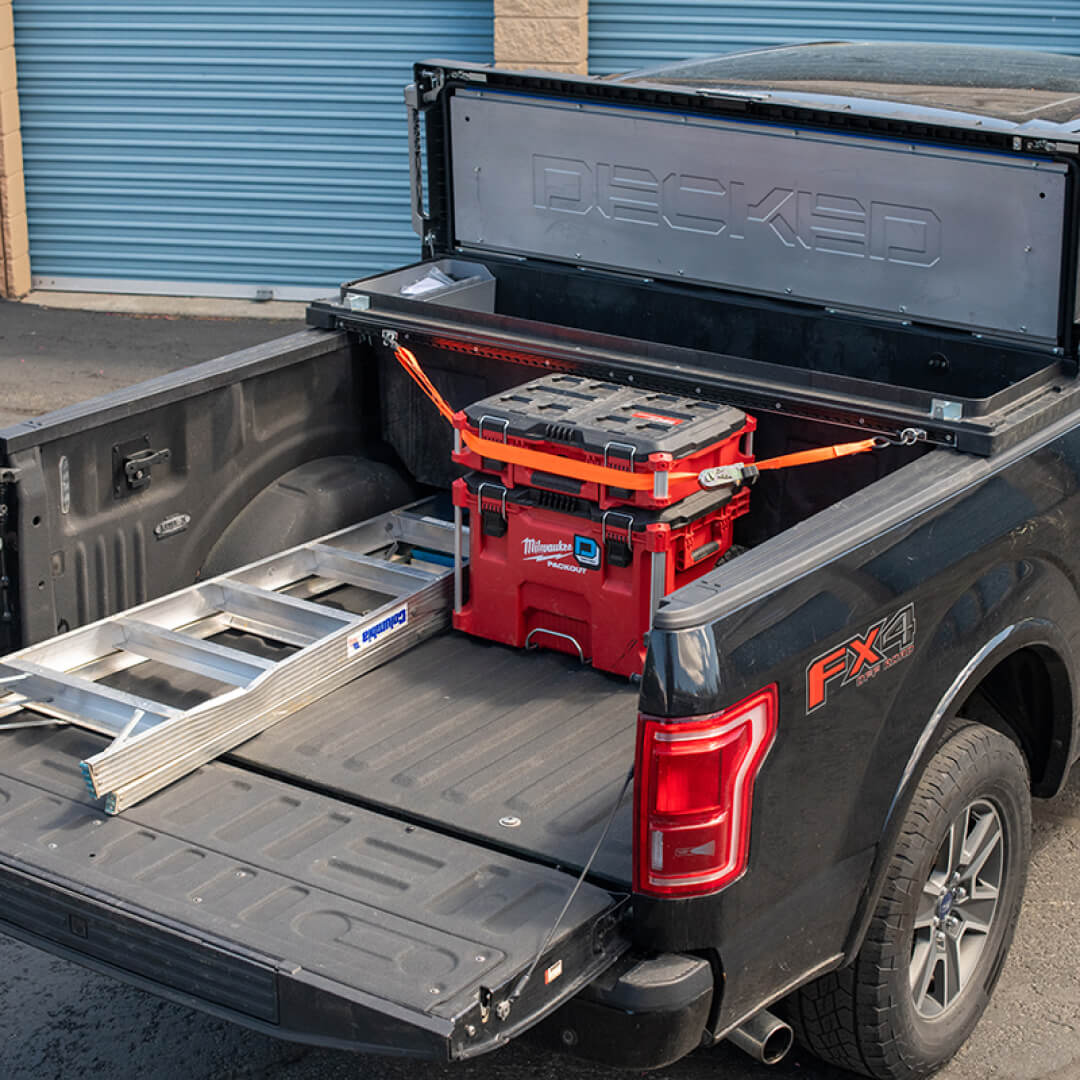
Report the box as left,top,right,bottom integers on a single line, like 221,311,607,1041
478,483,508,537
602,511,634,568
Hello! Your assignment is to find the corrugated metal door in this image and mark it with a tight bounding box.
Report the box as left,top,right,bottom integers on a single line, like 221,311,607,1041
589,2,1080,75
12,2,493,300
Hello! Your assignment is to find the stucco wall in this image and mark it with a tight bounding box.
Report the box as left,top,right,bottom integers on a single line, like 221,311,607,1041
494,0,588,74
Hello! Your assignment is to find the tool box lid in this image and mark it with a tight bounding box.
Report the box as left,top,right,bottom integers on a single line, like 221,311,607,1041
462,373,748,461
407,56,1075,351
307,54,1080,461
462,471,737,529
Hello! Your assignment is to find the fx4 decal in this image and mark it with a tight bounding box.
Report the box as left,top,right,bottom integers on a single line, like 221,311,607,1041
806,603,916,714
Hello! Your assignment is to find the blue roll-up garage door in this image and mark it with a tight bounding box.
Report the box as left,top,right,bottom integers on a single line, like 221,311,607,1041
12,2,493,300
589,2,1080,76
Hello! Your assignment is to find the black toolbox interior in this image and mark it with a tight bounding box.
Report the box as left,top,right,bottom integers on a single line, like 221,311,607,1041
341,255,1064,409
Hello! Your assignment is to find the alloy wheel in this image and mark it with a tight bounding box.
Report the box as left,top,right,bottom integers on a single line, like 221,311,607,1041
909,798,1005,1019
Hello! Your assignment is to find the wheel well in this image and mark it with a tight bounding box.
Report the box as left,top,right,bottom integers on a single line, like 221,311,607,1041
957,645,1073,797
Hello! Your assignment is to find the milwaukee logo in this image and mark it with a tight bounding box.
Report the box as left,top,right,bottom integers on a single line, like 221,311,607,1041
523,538,572,558
522,537,587,575
533,155,941,268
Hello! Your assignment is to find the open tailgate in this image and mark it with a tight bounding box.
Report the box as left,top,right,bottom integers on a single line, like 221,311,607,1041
0,724,628,1059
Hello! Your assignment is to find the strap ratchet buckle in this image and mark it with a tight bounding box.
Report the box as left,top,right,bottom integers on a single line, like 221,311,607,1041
698,463,760,490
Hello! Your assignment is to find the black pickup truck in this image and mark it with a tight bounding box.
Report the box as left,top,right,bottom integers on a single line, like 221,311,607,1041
2,43,1079,1079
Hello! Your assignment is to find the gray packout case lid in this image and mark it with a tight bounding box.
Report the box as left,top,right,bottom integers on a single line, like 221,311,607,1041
462,373,748,461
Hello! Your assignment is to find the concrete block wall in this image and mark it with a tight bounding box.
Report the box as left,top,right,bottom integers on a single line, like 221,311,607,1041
494,0,588,75
0,0,28,298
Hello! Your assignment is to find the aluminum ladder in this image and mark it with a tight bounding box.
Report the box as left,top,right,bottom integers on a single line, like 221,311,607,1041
0,501,462,814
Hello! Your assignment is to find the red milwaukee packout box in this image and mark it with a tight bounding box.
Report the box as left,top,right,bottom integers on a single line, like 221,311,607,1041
453,474,750,678
453,373,754,510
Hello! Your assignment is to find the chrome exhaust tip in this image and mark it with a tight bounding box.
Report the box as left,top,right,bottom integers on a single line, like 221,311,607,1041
727,1009,794,1065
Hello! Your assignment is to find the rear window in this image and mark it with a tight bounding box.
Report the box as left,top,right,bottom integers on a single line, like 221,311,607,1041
632,43,1080,126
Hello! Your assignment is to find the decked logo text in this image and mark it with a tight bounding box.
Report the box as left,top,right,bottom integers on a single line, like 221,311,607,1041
533,155,941,268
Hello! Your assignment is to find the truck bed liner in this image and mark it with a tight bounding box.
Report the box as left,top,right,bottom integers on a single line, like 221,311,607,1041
95,624,637,884
0,722,626,1058
229,632,638,885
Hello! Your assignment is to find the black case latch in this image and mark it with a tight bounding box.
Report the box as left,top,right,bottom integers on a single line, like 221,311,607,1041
478,483,508,537
602,510,634,567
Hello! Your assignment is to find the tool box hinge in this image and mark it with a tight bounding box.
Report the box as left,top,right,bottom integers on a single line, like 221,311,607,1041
417,67,445,103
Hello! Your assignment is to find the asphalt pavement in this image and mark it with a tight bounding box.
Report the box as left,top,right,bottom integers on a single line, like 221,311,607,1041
0,298,304,426
1,300,1078,1080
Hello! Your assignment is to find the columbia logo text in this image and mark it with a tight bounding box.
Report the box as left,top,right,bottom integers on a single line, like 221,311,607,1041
349,604,409,655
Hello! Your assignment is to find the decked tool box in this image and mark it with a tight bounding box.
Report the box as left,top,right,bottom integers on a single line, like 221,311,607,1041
453,374,754,510
453,475,750,678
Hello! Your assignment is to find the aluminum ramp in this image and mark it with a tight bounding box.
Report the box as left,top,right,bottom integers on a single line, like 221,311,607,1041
0,500,460,813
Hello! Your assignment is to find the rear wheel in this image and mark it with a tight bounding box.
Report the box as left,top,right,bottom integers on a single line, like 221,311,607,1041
788,720,1031,1078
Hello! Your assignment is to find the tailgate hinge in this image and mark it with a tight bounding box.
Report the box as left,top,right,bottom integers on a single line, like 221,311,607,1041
591,896,630,955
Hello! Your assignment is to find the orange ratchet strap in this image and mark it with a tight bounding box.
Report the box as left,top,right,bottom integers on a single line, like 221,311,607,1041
394,344,670,488
461,427,678,489
394,343,457,424
393,344,882,489
755,438,882,470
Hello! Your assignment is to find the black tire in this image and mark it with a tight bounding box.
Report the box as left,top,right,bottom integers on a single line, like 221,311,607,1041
787,720,1031,1079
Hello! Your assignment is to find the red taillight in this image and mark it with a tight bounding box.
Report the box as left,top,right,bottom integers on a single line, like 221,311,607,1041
634,685,777,897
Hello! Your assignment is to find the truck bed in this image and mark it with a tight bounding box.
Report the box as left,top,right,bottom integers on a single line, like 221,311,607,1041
88,623,637,884
230,633,637,885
